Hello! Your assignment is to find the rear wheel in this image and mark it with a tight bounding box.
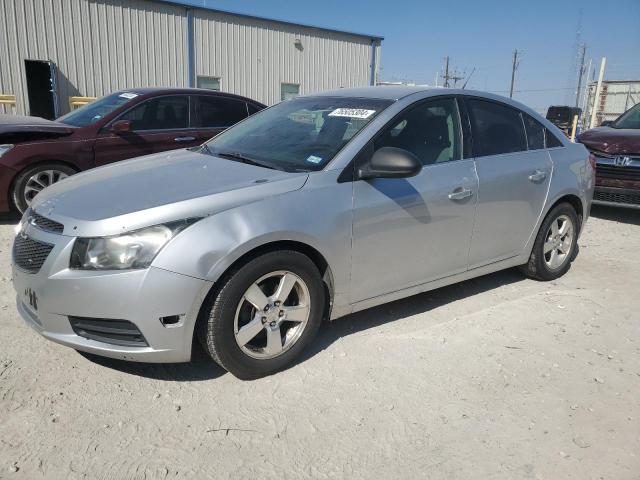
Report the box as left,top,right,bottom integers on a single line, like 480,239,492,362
12,163,76,213
198,250,325,379
521,202,579,281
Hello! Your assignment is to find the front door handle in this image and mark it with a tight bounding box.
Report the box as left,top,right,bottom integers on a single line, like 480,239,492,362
448,187,473,201
528,170,547,182
174,136,196,142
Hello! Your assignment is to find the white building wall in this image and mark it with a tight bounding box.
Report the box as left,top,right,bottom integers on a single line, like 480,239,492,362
192,9,378,105
584,81,640,126
0,0,188,115
0,0,381,115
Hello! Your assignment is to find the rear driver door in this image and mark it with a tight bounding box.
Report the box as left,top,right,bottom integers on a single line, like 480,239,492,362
464,97,553,268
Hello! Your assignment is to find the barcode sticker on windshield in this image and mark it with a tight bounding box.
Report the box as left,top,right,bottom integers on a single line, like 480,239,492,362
119,92,138,99
328,108,376,119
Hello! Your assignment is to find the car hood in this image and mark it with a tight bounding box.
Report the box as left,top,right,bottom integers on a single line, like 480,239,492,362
0,114,78,135
579,127,640,155
31,148,308,237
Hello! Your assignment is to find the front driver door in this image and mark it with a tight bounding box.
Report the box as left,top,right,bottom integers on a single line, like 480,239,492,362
350,97,479,303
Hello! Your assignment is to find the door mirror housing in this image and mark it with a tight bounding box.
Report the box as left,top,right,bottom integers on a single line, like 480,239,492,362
358,147,422,180
111,120,133,134
600,120,614,127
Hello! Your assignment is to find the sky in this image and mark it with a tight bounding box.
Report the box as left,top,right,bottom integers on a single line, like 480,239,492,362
183,0,640,114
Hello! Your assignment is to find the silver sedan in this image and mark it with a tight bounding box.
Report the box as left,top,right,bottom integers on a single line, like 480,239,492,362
11,87,594,379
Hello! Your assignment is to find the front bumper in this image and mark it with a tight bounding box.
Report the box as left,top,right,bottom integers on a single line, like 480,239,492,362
593,186,640,209
592,154,640,209
11,222,212,363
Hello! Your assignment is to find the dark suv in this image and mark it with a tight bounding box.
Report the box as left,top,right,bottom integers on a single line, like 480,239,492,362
0,88,265,212
579,103,640,209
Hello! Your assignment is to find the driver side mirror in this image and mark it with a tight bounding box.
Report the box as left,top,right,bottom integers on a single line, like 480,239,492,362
111,120,132,134
357,147,422,180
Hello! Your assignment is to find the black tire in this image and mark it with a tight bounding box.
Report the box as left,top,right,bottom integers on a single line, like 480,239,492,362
520,202,579,281
11,163,76,213
197,250,325,380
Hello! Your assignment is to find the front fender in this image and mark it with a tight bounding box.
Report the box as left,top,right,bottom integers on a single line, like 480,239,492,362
152,170,353,308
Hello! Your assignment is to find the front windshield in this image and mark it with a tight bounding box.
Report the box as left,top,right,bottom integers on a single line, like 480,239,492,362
203,96,393,171
613,103,640,129
57,92,138,127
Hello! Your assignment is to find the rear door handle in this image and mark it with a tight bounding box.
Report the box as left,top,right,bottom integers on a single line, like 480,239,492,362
528,170,547,182
448,187,473,200
174,136,196,142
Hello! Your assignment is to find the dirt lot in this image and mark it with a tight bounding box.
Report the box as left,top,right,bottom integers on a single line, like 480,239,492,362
0,206,639,479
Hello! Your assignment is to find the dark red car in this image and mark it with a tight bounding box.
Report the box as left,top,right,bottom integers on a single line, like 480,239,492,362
0,88,265,212
579,103,640,208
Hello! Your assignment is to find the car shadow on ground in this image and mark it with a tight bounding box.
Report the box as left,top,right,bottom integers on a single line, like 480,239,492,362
80,268,525,381
590,205,640,226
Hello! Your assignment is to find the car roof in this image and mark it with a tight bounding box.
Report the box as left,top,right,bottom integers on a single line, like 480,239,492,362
308,85,510,101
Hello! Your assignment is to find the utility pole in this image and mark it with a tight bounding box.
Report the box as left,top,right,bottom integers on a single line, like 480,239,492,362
575,44,587,108
589,57,607,129
509,49,520,99
444,56,450,87
441,56,465,88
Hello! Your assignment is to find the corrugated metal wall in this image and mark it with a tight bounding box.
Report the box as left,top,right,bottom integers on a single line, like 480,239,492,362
193,10,377,105
0,0,188,115
584,81,640,125
0,0,380,116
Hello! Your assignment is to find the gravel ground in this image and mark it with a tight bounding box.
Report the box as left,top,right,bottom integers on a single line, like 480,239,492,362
0,205,639,479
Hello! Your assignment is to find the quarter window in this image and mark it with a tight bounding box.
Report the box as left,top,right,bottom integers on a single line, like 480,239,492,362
193,96,248,128
523,113,545,150
467,99,527,156
119,96,189,131
545,129,563,148
374,98,462,165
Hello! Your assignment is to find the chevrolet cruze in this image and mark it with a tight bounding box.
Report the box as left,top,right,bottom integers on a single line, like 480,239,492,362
11,87,594,379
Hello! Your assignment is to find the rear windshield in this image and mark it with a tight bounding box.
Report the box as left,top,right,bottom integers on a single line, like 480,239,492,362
57,92,137,127
203,96,393,172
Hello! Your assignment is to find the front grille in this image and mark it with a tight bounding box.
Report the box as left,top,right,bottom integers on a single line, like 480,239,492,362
596,165,640,181
13,235,54,273
29,211,64,234
69,317,149,347
594,190,640,206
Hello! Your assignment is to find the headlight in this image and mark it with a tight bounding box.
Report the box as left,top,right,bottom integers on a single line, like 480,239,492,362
70,220,199,270
0,144,14,158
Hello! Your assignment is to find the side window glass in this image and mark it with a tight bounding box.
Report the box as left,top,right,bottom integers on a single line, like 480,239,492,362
195,97,248,128
374,98,462,165
120,96,189,131
545,129,563,148
247,103,262,116
467,99,527,156
523,113,545,150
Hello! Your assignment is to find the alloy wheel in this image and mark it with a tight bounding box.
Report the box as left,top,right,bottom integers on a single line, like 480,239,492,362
23,169,69,206
233,270,311,360
543,214,574,270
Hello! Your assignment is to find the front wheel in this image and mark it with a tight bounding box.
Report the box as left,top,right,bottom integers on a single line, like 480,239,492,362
197,250,325,379
12,163,76,213
520,202,579,281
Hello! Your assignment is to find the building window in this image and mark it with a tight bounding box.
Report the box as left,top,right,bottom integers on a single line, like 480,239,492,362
197,76,221,91
281,83,299,101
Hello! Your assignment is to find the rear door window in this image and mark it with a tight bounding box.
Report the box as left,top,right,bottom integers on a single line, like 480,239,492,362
119,96,189,131
523,114,545,150
467,98,527,156
194,96,248,128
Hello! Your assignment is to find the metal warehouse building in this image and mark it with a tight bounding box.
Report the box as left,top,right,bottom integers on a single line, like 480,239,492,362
0,0,383,118
583,79,640,126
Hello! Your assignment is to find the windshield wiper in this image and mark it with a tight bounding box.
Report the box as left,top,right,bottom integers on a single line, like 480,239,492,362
215,151,286,171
